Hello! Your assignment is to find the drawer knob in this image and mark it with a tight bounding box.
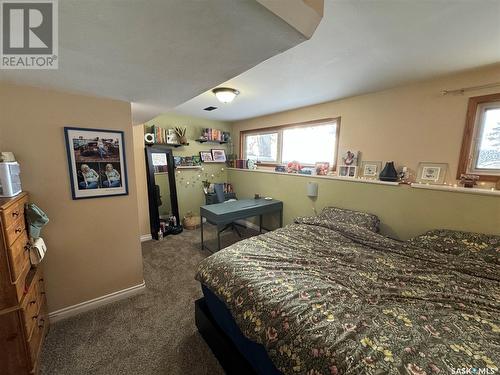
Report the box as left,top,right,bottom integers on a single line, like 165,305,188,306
29,300,36,305
15,228,22,234
12,211,19,217
39,278,44,283
32,315,38,320
38,319,45,328
24,245,30,252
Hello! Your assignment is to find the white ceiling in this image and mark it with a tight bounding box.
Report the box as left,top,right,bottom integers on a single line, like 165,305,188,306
175,0,500,121
0,0,306,124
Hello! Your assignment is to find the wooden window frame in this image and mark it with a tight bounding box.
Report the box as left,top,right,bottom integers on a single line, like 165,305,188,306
457,93,500,182
239,117,341,170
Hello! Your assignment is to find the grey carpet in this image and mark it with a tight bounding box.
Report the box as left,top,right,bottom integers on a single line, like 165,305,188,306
40,224,258,375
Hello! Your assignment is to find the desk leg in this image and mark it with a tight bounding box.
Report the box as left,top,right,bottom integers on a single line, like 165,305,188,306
259,215,263,233
279,209,283,228
200,215,204,250
217,225,221,251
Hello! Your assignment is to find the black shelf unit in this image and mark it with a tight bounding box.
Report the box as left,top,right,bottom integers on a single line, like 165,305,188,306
195,139,228,145
146,142,188,148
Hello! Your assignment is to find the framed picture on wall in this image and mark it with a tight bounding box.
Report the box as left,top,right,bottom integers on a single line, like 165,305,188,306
416,162,448,185
360,161,382,179
64,127,128,199
211,149,227,162
199,151,213,162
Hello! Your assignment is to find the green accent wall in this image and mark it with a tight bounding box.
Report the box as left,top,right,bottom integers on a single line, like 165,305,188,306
144,113,232,220
228,169,500,240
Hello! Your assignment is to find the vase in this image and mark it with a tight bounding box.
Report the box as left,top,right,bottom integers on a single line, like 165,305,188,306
179,135,187,145
379,161,398,181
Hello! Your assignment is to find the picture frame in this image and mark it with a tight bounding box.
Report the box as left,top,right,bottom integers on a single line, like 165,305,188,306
199,151,213,162
64,127,128,199
342,150,359,166
315,162,330,176
339,165,357,178
211,149,227,162
360,161,382,179
416,162,448,185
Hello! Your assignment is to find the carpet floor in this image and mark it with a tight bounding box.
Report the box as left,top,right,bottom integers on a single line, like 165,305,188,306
40,224,258,375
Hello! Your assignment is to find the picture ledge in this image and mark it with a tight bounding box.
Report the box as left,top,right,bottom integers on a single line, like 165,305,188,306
227,168,500,196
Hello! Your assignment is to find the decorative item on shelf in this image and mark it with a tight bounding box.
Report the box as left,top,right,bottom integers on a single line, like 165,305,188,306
246,159,257,170
235,159,246,169
200,151,213,162
459,174,480,188
287,161,302,173
315,162,330,176
200,128,229,142
339,165,357,177
496,179,500,190
167,128,178,144
192,155,201,166
398,166,414,184
379,161,399,182
174,126,188,145
275,165,286,173
226,153,237,168
360,161,382,179
211,149,227,162
299,167,314,175
416,162,448,185
0,151,16,162
182,211,201,230
342,150,359,166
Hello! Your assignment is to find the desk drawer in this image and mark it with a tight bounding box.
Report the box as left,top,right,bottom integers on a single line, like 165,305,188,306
5,214,26,247
1,194,28,230
7,230,30,283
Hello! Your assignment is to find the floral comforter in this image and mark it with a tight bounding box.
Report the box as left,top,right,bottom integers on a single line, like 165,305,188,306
195,218,500,375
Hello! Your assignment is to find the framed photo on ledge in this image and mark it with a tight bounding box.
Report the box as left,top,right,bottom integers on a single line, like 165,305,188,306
416,162,448,185
64,127,128,199
360,161,382,179
211,149,227,162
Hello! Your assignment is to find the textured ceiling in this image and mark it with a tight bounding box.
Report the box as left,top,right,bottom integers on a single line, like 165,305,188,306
0,0,307,123
174,0,500,121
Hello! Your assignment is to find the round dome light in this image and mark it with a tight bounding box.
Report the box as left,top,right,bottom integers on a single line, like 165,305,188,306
212,87,240,103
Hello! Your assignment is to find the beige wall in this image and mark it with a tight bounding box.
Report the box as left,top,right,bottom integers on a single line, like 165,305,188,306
0,82,144,312
135,113,232,236
233,63,500,186
229,64,500,239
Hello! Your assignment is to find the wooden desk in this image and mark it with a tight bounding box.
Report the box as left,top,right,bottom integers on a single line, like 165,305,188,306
200,198,283,252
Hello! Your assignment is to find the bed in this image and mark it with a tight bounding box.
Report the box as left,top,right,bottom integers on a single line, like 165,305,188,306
195,208,499,374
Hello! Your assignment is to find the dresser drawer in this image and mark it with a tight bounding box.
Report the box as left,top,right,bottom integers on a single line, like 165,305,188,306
5,214,26,247
7,230,30,283
21,282,39,341
1,194,28,229
27,301,47,369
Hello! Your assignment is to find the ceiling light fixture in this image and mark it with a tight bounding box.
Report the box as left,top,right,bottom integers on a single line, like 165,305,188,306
212,87,240,103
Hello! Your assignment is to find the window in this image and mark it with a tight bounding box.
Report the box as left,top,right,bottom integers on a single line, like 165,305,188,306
458,94,500,181
241,118,340,168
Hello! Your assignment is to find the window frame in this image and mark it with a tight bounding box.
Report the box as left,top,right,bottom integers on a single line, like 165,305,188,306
239,117,341,170
457,93,500,181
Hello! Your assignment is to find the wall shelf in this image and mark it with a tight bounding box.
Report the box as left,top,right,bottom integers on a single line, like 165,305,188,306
226,168,500,196
227,168,400,186
176,166,202,170
146,142,188,148
410,183,500,196
202,161,226,164
195,139,228,144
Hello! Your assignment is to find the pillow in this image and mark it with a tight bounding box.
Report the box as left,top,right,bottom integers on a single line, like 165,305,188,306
317,207,380,232
407,229,500,264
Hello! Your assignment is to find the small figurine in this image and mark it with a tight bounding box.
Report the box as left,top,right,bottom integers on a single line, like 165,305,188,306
459,174,479,188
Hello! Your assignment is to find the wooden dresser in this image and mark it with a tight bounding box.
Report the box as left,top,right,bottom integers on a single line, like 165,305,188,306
0,192,49,374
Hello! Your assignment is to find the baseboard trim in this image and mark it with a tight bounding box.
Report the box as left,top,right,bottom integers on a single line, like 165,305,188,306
140,234,152,242
48,281,146,323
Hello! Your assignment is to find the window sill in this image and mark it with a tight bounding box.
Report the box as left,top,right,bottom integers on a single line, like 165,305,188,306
410,183,500,196
226,168,400,186
227,168,500,196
